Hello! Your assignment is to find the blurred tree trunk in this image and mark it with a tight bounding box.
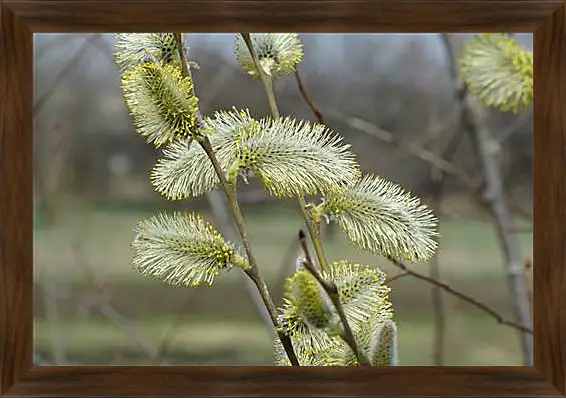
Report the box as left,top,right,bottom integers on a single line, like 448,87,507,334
465,101,533,365
441,34,533,365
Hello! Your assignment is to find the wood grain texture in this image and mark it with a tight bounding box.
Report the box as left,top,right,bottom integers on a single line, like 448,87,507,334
3,366,561,397
0,2,33,397
3,1,562,32
0,0,565,397
533,3,566,396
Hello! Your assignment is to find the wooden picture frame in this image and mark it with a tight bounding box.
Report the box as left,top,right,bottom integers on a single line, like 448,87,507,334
1,0,565,396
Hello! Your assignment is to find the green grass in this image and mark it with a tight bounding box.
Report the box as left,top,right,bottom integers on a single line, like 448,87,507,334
34,202,533,366
35,202,533,281
34,311,522,366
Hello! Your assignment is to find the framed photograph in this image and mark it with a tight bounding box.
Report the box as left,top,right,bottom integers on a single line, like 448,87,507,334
1,0,564,397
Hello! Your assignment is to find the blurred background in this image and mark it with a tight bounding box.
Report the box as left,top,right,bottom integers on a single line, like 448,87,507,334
33,33,533,366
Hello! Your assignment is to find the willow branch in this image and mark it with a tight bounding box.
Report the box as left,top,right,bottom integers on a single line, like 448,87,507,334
174,33,299,366
297,197,328,270
386,256,533,335
293,70,340,241
299,231,370,366
294,70,324,123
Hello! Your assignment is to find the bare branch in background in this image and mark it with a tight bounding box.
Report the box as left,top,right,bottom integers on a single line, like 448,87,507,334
299,231,371,366
324,108,477,188
34,35,99,116
40,275,161,365
199,64,237,110
152,293,198,365
40,283,67,364
386,256,533,335
294,70,324,123
36,121,71,226
524,258,533,320
70,240,161,363
385,271,409,284
34,36,102,226
441,34,533,365
386,98,449,166
325,106,533,229
496,110,532,146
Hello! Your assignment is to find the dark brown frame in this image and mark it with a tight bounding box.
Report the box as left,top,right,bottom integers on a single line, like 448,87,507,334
1,0,565,397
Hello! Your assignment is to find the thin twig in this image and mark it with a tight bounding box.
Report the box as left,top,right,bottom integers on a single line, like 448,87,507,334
69,240,161,363
34,36,99,116
240,33,280,119
385,271,409,284
298,231,370,366
324,108,477,188
41,282,67,364
294,70,324,123
199,137,286,330
293,69,339,241
153,293,197,364
386,256,533,335
206,190,274,329
524,258,533,320
174,33,299,366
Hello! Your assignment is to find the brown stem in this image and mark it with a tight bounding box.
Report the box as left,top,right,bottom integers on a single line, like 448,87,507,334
297,197,328,269
294,70,324,123
294,70,340,242
299,231,370,366
199,135,299,367
174,33,299,366
385,271,409,284
386,255,533,335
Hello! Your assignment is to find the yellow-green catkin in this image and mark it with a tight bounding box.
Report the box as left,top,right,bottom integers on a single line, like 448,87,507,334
120,62,200,147
460,34,533,113
369,320,398,366
290,270,332,329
